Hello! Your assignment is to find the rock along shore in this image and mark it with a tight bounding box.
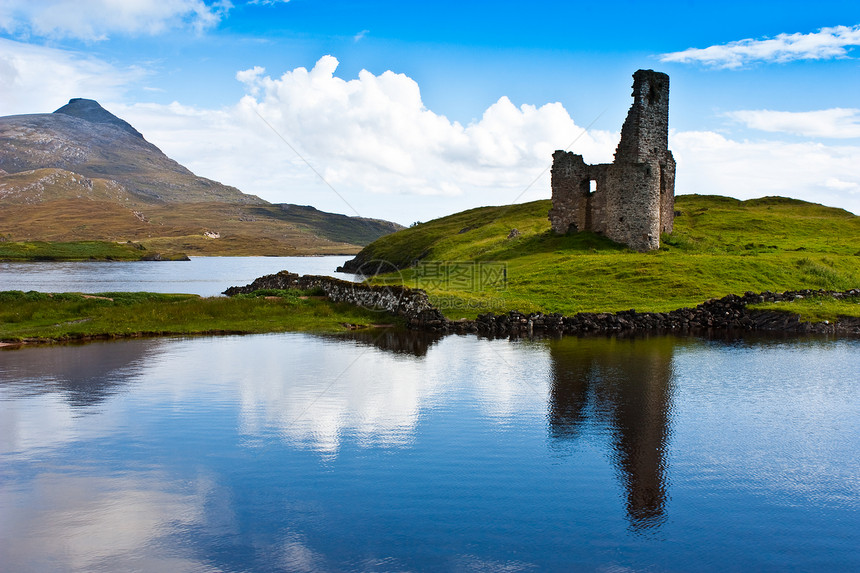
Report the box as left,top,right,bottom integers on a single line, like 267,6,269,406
223,271,860,337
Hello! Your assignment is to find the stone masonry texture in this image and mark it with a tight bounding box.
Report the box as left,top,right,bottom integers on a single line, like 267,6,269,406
549,70,675,251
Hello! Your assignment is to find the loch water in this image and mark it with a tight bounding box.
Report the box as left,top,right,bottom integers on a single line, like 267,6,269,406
0,255,357,296
1,331,858,572
1,259,859,571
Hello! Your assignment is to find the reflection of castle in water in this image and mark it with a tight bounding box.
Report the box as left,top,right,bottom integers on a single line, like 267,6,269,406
548,336,675,530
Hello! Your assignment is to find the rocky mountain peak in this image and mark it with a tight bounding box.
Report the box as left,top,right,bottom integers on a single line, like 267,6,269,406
53,98,144,140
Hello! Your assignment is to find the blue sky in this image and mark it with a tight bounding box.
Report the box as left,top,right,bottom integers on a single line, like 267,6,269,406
2,0,860,223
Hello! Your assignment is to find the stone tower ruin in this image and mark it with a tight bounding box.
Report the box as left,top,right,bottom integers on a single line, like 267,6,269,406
549,70,675,251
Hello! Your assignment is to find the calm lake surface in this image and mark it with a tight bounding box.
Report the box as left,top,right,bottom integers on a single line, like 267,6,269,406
1,259,859,571
0,255,355,296
1,331,859,572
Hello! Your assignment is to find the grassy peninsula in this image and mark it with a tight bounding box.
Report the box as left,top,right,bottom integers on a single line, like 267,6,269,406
0,240,189,261
3,194,859,345
748,294,860,323
351,195,860,319
0,290,400,344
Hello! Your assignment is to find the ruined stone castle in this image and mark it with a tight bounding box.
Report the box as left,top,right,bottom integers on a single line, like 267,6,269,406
549,70,675,251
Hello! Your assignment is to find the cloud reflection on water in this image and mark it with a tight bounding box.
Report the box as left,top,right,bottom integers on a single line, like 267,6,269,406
0,472,217,572
0,340,161,456
1,332,678,533
0,333,550,458
1,333,859,570
228,334,549,455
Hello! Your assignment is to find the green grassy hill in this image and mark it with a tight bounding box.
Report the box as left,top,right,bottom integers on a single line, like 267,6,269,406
0,240,172,262
345,195,860,318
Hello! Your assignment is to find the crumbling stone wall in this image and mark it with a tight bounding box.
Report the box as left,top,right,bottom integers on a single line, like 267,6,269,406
549,70,675,251
223,271,435,317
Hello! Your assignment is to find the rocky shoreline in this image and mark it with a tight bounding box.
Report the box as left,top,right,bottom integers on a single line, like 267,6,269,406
435,290,860,337
224,271,860,337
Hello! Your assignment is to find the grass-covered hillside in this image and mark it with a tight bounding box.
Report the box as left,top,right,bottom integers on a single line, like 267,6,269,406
347,195,860,318
0,240,187,262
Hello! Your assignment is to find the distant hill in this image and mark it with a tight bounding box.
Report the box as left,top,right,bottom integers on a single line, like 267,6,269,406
54,98,145,139
0,98,255,204
0,99,402,255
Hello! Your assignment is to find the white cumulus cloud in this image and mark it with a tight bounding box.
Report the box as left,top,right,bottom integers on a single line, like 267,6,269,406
203,55,614,219
661,24,860,68
81,56,860,220
725,108,860,139
3,39,859,221
825,177,860,193
0,0,232,41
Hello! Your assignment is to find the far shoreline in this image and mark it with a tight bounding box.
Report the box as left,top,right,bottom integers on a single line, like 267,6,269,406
0,239,365,262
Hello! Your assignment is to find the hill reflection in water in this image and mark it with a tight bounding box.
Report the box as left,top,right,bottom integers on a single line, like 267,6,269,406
0,339,161,407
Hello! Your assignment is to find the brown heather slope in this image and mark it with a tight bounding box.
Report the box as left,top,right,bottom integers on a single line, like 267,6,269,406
0,167,136,204
0,99,402,254
0,98,257,204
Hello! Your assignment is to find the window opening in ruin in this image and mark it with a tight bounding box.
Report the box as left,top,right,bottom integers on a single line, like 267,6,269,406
647,81,660,105
589,180,597,194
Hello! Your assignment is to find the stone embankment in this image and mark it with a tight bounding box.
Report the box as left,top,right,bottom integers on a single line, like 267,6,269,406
223,271,435,318
444,289,860,337
223,272,860,336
